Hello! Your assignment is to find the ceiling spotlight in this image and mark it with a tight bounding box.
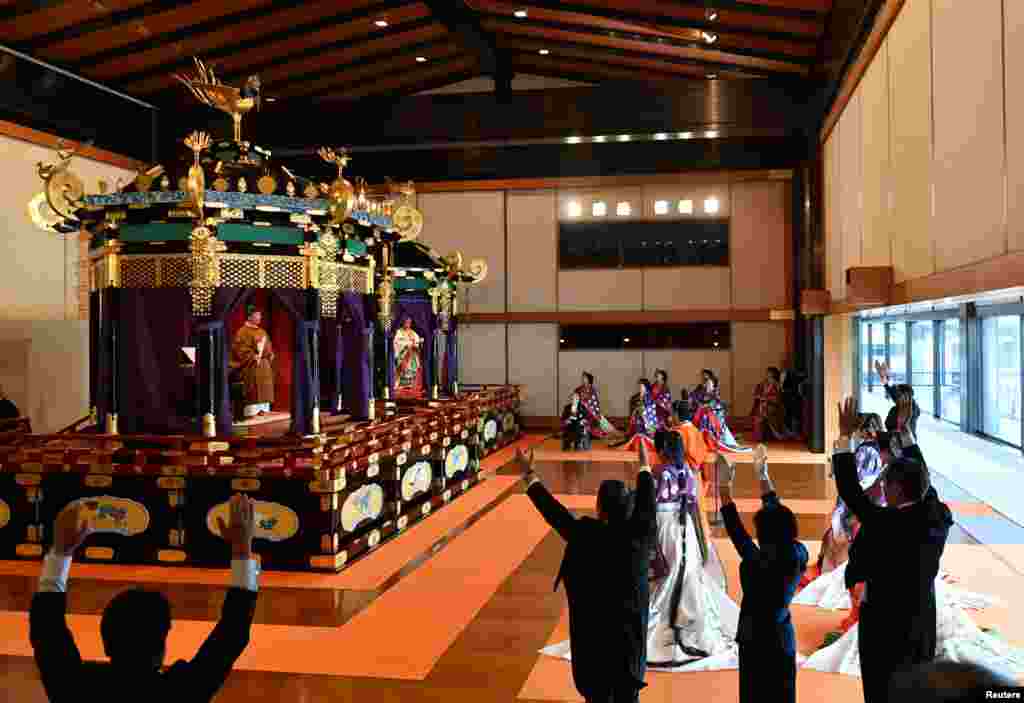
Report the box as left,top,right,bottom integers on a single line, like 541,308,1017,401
617,134,631,142
706,72,718,79
701,31,718,44
705,129,719,138
514,9,527,18
593,135,606,143
654,133,668,140
264,96,277,102
560,338,566,343
566,135,582,144
374,19,389,27
538,48,550,55
415,56,427,63
567,200,582,218
623,337,631,343
678,131,693,139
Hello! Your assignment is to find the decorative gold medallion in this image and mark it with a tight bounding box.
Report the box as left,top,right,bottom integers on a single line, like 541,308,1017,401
213,177,229,192
257,174,277,194
160,176,170,190
207,499,299,542
237,177,248,193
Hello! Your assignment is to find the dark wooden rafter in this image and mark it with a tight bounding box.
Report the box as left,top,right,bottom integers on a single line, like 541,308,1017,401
483,18,809,75
501,43,760,80
132,20,447,96
423,0,511,94
78,0,420,78
471,0,818,58
306,54,480,101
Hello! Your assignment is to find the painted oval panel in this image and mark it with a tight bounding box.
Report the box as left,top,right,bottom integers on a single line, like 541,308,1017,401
0,499,9,529
74,496,149,536
445,444,469,478
207,500,299,542
341,484,384,533
484,419,498,442
401,461,433,501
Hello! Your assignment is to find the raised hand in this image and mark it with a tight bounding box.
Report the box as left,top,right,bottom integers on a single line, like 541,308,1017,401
874,360,890,385
217,493,255,559
53,502,92,557
838,397,860,437
754,443,769,479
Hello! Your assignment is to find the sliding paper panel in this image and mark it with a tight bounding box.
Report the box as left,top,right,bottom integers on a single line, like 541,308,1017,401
730,181,791,310
1005,0,1024,252
507,191,557,311
860,41,892,268
643,267,731,310
508,324,558,418
825,130,844,299
839,89,863,286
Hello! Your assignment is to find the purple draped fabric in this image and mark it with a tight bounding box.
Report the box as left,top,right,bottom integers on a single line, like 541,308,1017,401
339,292,371,418
320,318,344,415
446,314,458,393
390,295,436,393
117,288,193,434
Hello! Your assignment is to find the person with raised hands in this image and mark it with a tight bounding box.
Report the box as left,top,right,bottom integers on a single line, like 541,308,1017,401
719,445,808,703
832,397,952,703
520,443,656,703
30,494,260,703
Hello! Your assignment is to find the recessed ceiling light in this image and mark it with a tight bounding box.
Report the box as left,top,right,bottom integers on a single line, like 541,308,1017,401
566,135,582,144
265,96,277,102
567,201,582,218
617,134,631,142
654,133,668,140
538,48,550,55
416,56,427,63
593,135,606,142
514,9,527,18
623,337,631,343
706,72,718,79
374,19,389,27
705,130,719,138
560,338,566,343
678,131,693,139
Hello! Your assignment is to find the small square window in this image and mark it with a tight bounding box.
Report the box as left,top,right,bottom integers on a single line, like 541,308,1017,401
654,200,669,215
679,199,694,215
592,201,607,217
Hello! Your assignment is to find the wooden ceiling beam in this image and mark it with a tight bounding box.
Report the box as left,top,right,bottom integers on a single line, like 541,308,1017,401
484,18,809,75
272,46,470,100
423,0,510,92
472,0,818,58
509,54,707,87
127,20,446,96
78,0,418,78
309,54,479,101
498,39,761,79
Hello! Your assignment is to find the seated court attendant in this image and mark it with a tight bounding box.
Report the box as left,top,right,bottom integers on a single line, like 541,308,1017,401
30,494,260,703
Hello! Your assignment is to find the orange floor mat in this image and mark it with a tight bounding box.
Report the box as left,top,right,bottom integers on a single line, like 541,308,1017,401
0,493,556,678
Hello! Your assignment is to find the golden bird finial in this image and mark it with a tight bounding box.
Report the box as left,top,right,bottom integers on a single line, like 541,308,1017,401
184,131,211,216
317,147,351,178
175,58,260,144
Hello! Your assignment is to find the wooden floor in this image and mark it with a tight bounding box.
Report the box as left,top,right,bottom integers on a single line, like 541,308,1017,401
0,436,1013,702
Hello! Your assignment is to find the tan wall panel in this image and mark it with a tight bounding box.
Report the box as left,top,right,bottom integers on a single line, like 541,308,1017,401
824,314,854,448
0,135,133,319
1006,0,1024,252
558,269,643,311
643,267,731,310
508,323,558,417
932,0,1006,271
0,321,88,433
888,0,935,283
507,191,557,311
418,191,506,313
459,323,507,385
642,350,734,410
826,131,845,299
730,181,790,309
840,89,864,281
730,323,789,420
558,351,644,418
860,41,892,268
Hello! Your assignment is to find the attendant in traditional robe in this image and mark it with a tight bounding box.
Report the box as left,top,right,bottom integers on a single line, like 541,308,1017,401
617,379,658,452
752,367,788,441
394,317,424,398
690,370,749,453
230,306,275,418
650,370,673,431
574,372,618,438
562,394,591,451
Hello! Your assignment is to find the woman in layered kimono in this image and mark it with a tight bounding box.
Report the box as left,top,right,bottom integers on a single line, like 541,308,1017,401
799,414,884,589
573,372,618,438
541,434,739,670
650,370,673,431
752,367,789,441
690,370,749,453
619,379,659,452
394,317,424,398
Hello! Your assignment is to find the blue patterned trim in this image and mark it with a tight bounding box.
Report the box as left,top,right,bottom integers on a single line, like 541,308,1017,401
81,191,393,226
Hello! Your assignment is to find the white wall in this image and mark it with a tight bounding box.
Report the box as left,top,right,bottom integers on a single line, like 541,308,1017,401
0,134,133,320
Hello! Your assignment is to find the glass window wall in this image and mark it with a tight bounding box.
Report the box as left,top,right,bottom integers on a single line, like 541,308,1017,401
982,315,1022,447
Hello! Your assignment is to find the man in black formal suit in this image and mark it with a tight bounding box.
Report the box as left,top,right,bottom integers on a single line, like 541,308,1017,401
834,397,953,703
30,494,260,703
519,445,656,703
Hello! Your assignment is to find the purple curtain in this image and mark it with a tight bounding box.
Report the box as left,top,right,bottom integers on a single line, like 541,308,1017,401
117,288,193,434
340,292,371,418
447,314,458,393
391,294,436,393
320,318,344,415
202,287,313,436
